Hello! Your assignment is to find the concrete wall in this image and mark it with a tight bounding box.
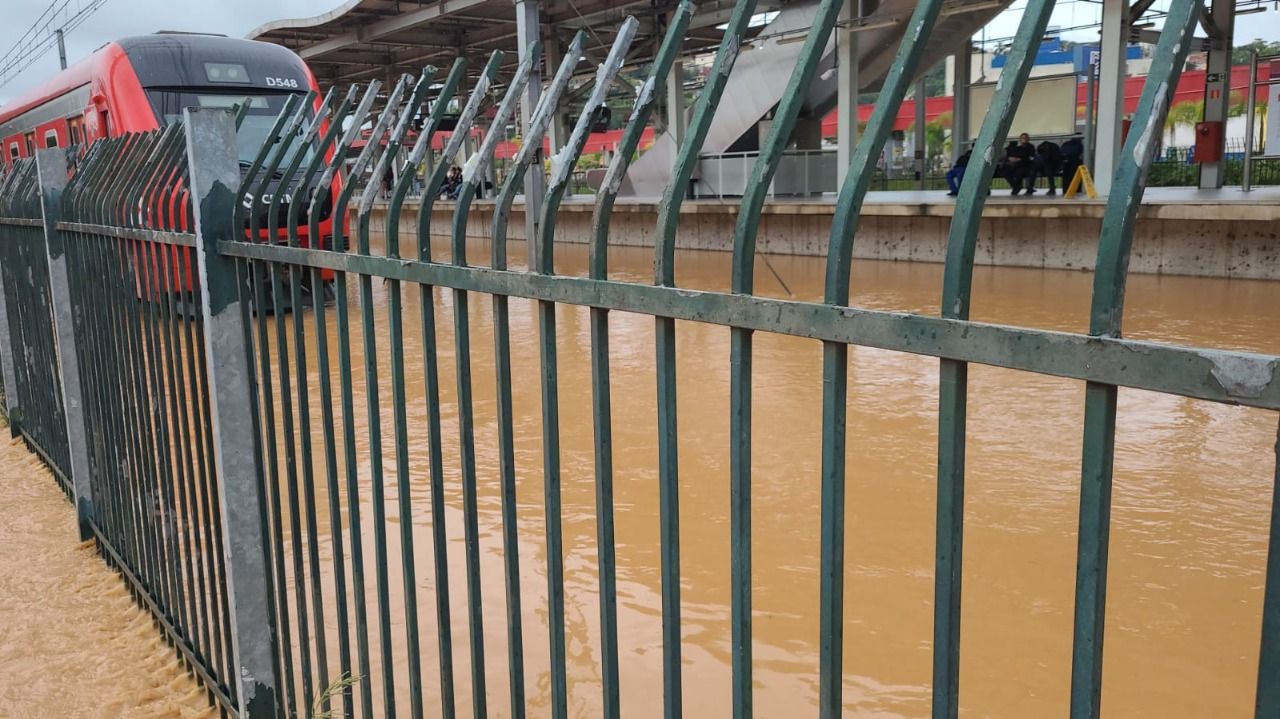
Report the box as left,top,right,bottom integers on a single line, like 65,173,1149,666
365,198,1279,280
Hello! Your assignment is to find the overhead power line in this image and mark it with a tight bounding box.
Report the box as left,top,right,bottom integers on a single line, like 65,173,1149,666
0,0,112,96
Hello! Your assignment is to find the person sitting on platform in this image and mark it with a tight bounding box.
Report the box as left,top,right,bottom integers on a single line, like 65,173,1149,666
440,165,463,201
945,149,971,197
1036,138,1063,196
1007,133,1038,196
1061,135,1084,191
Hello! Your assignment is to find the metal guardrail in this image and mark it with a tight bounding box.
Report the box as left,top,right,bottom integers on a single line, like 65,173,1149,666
695,150,838,198
2,1,1280,719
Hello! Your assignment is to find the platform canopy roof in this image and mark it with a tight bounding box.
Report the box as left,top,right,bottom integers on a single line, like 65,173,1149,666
247,0,790,88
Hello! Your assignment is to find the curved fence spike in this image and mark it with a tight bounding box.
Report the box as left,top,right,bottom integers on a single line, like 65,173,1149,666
1073,4,1202,719
490,32,584,266
414,50,504,261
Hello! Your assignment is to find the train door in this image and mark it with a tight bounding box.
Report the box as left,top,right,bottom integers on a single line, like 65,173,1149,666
23,132,35,157
68,117,84,146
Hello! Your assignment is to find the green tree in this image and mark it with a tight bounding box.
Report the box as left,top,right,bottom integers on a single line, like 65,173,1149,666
1164,99,1202,145
1233,39,1280,66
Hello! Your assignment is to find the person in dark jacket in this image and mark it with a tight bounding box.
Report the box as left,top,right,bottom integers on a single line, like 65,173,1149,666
945,149,971,196
1007,133,1038,195
1036,139,1063,195
1061,135,1084,190
440,165,463,200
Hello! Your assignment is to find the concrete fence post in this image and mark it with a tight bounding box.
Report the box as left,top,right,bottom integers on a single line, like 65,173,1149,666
36,147,95,539
182,107,280,718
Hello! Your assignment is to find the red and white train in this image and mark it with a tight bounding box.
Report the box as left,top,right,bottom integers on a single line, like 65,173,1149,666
0,32,338,248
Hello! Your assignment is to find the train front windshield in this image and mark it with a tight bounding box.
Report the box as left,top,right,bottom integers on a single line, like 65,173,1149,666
149,91,317,167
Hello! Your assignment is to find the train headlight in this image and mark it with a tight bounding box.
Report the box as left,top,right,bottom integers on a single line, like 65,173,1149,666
204,62,249,84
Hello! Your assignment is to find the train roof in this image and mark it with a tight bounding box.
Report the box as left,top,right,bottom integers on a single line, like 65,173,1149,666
0,34,308,125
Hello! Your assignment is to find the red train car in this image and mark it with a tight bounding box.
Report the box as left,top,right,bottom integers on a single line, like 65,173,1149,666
0,33,340,302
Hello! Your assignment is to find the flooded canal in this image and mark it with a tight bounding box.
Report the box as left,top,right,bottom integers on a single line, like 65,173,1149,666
257,236,1279,718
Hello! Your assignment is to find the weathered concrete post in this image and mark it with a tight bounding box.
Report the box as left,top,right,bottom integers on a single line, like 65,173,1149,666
182,107,279,718
514,0,545,243
36,147,94,539
1199,0,1235,189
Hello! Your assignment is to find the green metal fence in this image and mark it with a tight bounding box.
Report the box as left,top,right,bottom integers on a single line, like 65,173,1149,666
0,158,71,492
3,1,1280,718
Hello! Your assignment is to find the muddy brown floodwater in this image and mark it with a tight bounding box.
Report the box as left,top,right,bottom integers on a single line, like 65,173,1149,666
255,235,1279,718
0,434,216,719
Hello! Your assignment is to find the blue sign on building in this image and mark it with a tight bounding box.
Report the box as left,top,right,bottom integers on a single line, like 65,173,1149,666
1071,43,1143,74
991,38,1142,73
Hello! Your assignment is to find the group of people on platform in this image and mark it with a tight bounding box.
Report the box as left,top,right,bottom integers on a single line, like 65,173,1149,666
945,133,1084,197
374,165,466,200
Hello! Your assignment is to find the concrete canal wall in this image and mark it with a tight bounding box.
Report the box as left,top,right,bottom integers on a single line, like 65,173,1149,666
364,195,1280,280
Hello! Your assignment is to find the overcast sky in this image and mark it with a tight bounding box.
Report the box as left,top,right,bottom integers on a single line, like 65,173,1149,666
3,0,1279,105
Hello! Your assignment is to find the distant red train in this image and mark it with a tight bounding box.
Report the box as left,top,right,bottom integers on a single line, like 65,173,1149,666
0,33,340,292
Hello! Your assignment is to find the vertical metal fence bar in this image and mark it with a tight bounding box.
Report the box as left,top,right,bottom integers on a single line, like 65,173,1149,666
298,83,359,719
155,233,208,671
1257,419,1280,717
35,149,93,538
262,94,321,714
131,134,183,630
728,3,842,713
119,139,180,621
283,90,339,715
163,135,221,681
376,69,440,719
324,81,382,719
488,38,578,716
345,75,413,719
934,3,1056,717
0,164,34,439
86,147,144,573
587,7,689,715
1071,4,1200,717
69,221,113,550
9,157,71,484
184,107,280,719
0,161,34,443
110,154,163,603
820,2,945,715
450,49,536,718
653,5,760,714
137,223,189,640
349,73,415,719
0,236,19,437
536,23,636,718
413,52,502,719
133,133,189,641
269,91,327,713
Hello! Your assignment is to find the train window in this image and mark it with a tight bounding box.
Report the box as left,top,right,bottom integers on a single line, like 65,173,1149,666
7,144,17,161
45,130,58,148
148,90,315,166
195,95,267,110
